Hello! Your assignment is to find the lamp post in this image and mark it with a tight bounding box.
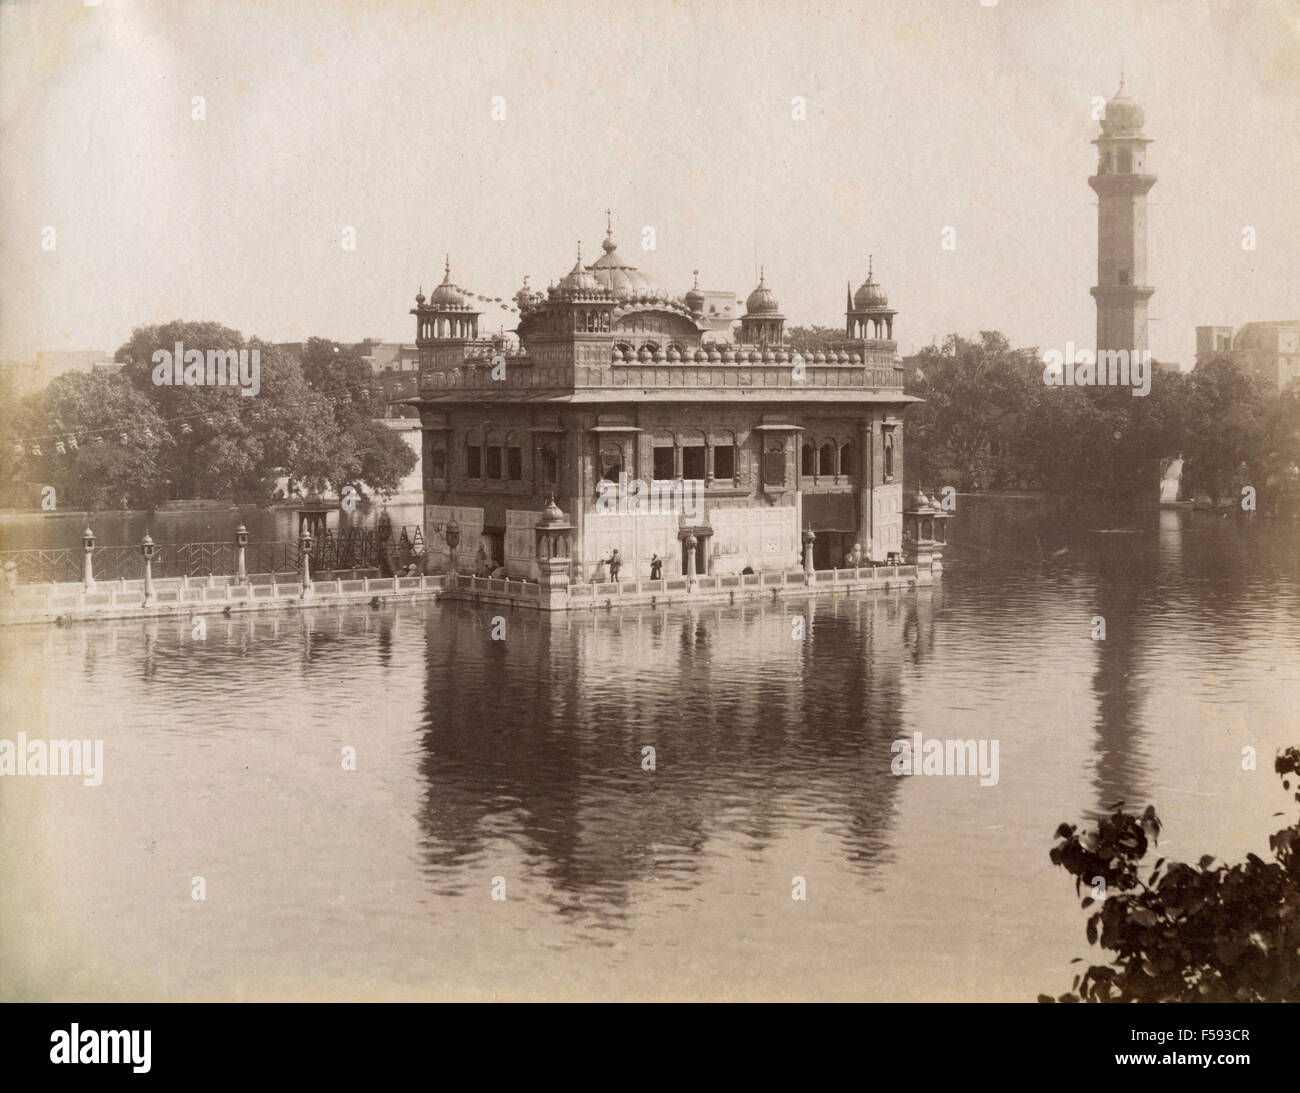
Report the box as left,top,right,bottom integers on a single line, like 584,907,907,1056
234,524,249,583
445,516,461,582
299,527,314,599
81,526,96,590
802,528,816,578
139,532,157,606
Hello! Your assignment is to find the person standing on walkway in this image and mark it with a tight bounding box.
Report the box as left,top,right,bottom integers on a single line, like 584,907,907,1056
649,554,662,580
609,549,622,582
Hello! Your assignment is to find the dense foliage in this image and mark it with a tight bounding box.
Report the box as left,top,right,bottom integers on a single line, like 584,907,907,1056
1043,748,1300,1002
906,333,1300,510
4,324,414,509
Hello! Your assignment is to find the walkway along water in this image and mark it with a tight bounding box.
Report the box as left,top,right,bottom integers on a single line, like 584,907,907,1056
0,517,939,625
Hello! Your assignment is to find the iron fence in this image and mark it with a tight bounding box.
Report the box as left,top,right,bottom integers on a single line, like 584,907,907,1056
0,525,425,585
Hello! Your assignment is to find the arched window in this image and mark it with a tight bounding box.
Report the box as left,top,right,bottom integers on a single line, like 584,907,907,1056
484,429,502,480
681,430,706,480
710,430,737,482
614,342,634,361
539,444,558,486
801,443,815,477
465,429,482,479
819,442,836,477
600,440,624,482
839,442,855,479
883,430,895,479
505,430,522,482
429,437,447,481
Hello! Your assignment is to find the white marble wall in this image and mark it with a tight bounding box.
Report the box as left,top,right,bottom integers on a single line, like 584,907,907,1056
871,484,903,560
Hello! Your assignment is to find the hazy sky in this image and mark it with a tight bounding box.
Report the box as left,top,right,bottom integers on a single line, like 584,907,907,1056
2,0,1297,365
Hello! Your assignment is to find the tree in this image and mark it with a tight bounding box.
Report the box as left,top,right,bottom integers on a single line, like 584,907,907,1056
297,337,415,496
1043,748,1300,1002
9,369,169,509
905,332,1041,491
1181,358,1267,504
785,325,847,351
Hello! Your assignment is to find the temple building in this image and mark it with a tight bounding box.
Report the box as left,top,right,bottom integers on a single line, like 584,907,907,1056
406,217,917,580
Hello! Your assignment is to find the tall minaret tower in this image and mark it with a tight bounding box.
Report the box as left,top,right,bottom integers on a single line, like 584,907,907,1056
1089,70,1155,353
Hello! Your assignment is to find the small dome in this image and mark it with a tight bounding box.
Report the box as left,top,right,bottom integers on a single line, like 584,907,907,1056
429,256,470,308
538,496,569,527
611,347,624,362
693,348,706,362
814,351,826,364
557,244,601,294
708,347,722,362
853,257,888,309
1101,73,1145,134
415,287,426,305
746,268,780,314
685,271,705,313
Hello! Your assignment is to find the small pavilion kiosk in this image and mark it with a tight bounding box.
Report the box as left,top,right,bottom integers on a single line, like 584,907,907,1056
297,492,332,543
534,497,575,609
903,489,939,571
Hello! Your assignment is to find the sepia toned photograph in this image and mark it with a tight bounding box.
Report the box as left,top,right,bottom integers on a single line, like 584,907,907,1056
1,0,1298,1036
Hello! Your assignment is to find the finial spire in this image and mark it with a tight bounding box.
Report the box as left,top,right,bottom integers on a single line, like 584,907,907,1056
576,240,582,263
444,253,450,278
1118,60,1126,94
759,264,765,283
605,207,612,234
868,254,874,279
692,269,699,289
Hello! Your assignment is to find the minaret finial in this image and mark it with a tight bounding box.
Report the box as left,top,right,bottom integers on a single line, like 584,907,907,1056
868,254,873,279
1118,60,1125,94
692,269,699,289
444,253,450,278
605,207,612,234
577,240,582,263
759,264,765,283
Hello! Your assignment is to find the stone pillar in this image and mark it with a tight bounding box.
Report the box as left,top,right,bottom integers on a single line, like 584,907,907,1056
685,533,698,591
235,525,249,583
80,526,95,591
299,531,314,599
802,528,816,585
858,419,874,560
140,533,156,607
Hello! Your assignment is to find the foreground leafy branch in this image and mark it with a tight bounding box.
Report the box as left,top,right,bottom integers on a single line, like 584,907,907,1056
1042,748,1300,1002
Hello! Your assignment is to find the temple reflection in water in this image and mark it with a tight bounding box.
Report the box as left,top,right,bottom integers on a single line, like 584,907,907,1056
413,589,938,923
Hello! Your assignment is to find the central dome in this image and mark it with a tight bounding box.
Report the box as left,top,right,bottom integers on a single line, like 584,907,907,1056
586,226,663,301
853,257,888,309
